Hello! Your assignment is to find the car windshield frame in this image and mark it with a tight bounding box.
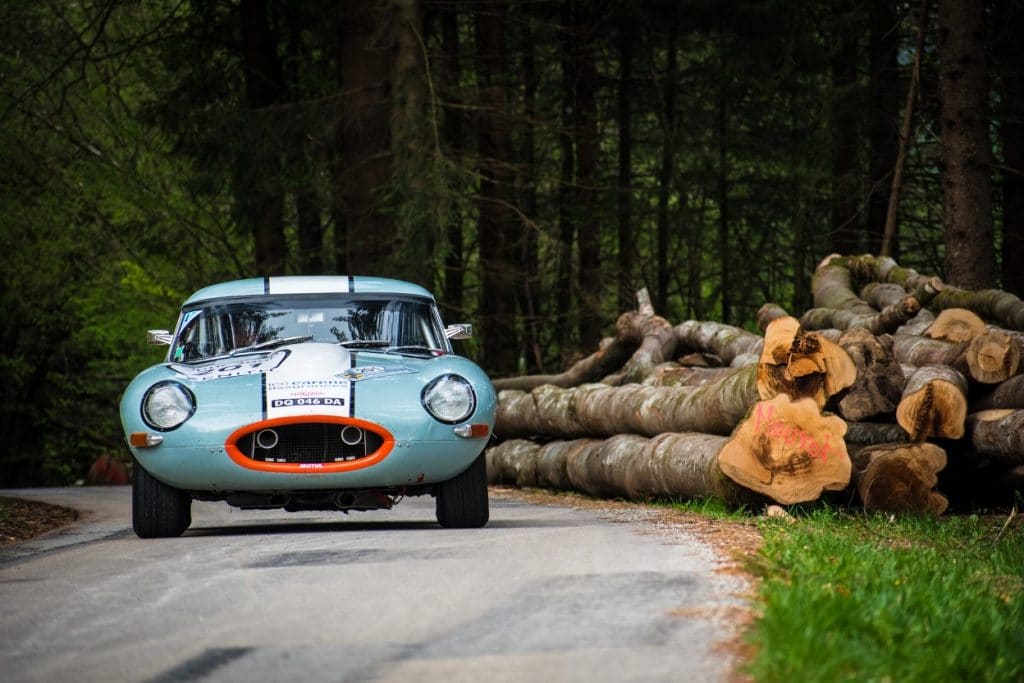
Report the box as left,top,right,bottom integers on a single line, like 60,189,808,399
168,293,451,363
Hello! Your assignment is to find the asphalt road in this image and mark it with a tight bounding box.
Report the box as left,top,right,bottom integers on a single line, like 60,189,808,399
0,487,747,682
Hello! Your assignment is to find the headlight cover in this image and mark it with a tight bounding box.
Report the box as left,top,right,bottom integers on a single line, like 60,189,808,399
141,381,196,431
422,374,476,424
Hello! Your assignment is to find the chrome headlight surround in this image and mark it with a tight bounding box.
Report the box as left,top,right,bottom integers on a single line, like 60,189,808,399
141,381,196,431
421,374,476,424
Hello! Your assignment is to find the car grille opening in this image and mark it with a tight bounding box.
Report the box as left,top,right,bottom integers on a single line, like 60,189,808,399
235,422,386,465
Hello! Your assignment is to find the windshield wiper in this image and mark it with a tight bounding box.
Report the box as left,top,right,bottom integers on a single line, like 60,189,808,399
386,345,445,356
232,335,313,355
339,339,392,349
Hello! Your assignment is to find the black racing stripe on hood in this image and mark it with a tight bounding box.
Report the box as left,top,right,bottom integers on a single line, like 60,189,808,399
260,372,268,420
263,276,270,294
348,275,355,292
349,351,356,416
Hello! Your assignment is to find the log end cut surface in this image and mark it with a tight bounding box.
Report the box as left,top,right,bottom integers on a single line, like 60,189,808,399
718,395,850,505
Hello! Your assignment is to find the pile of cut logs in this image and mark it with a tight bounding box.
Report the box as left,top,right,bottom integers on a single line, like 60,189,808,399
486,254,1024,514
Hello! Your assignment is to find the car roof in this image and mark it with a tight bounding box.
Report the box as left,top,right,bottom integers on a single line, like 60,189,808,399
183,276,435,306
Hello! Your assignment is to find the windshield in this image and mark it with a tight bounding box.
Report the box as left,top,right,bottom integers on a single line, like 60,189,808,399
170,295,448,363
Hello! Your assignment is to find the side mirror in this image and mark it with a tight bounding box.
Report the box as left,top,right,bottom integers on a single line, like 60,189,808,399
147,330,173,345
444,324,473,340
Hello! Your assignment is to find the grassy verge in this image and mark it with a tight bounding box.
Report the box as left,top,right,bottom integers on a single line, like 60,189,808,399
672,499,1024,682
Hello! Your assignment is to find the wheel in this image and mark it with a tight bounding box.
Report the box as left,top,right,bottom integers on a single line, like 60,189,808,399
132,458,191,538
435,452,489,528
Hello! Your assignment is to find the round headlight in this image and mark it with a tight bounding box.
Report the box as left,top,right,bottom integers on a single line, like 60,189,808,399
422,374,476,424
142,381,195,431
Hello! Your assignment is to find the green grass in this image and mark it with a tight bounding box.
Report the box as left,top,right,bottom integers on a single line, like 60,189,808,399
743,506,1024,683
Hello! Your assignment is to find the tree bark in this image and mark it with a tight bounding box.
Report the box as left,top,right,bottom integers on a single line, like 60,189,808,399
439,6,464,319
338,2,395,274
801,278,941,334
938,0,996,289
616,12,635,312
835,327,905,422
965,410,1024,466
239,0,286,275
486,434,750,504
574,5,602,352
995,0,1024,297
868,0,901,256
882,0,929,257
837,255,1024,331
474,1,518,376
673,320,763,366
850,442,948,514
972,373,1024,411
495,364,758,439
830,0,861,254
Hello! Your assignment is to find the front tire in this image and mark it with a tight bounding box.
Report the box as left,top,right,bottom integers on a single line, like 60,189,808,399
435,452,489,528
132,458,191,538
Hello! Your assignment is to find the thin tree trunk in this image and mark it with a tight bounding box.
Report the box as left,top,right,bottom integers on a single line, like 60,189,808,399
575,7,601,352
555,3,576,358
938,0,995,288
617,14,635,312
882,0,929,258
995,0,1024,297
831,0,861,254
655,17,678,314
474,1,518,375
440,6,464,318
868,0,901,256
239,0,286,275
338,1,393,273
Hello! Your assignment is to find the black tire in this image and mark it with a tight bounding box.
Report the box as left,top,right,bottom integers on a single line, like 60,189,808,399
435,452,489,528
132,458,191,538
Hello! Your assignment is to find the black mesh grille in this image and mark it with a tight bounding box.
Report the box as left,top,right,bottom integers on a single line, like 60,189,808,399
236,423,385,464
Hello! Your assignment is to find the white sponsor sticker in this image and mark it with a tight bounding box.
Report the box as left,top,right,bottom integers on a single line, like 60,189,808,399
169,350,288,381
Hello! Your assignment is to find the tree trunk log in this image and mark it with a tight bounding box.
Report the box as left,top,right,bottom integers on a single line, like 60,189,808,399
801,278,942,334
965,410,1024,466
491,310,647,390
642,364,740,387
811,254,877,314
965,330,1021,384
718,395,851,504
757,317,857,408
836,254,1024,331
485,434,750,503
844,421,912,445
972,373,1024,410
673,320,764,366
850,442,948,514
495,364,759,439
757,302,791,333
896,365,968,440
923,307,987,342
604,314,678,385
835,328,905,421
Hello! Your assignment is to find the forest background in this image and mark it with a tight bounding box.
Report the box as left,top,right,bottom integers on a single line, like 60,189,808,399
1,0,1020,486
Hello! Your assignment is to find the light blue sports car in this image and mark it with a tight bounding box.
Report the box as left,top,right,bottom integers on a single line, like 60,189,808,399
120,276,496,537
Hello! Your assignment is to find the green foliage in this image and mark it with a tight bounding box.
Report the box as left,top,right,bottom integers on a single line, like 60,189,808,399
746,507,1024,682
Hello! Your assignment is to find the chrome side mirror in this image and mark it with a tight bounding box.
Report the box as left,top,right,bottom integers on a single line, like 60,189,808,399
444,324,473,340
147,330,173,345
